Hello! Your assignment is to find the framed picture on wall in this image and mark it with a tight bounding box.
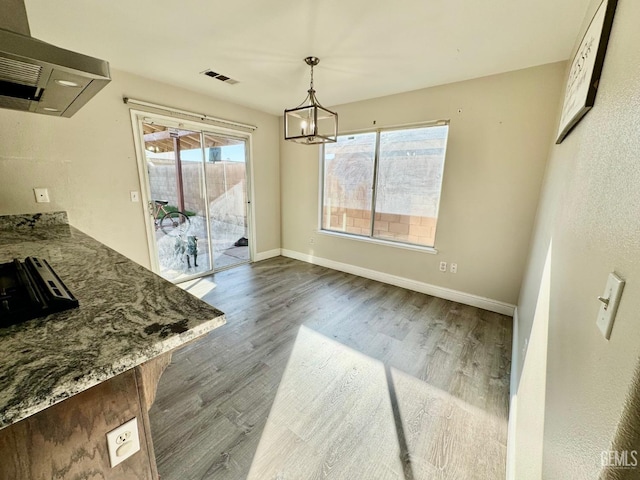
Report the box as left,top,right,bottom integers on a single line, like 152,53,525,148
556,0,618,144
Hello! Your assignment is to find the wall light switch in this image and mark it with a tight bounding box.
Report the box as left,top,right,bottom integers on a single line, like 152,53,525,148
596,272,625,340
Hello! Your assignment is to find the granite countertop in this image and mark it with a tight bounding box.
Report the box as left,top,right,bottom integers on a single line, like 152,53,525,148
0,212,226,429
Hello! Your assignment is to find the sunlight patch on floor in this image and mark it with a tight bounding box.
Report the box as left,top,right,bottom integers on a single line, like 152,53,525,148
248,325,506,480
178,276,218,298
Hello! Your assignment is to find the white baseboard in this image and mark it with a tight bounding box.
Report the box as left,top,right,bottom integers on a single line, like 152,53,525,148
506,307,519,480
280,248,516,316
254,248,282,262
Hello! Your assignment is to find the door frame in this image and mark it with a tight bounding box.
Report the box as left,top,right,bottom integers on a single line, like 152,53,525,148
129,108,256,279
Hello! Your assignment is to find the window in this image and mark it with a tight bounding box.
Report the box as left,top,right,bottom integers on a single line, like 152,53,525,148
321,123,449,248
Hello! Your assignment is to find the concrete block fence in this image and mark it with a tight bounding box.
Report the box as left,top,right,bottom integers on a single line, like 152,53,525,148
324,206,437,246
148,159,246,224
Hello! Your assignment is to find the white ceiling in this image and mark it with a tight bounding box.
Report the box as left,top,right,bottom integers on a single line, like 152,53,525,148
24,0,589,116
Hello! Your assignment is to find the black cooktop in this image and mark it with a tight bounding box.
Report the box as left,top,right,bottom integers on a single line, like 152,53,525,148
0,257,79,328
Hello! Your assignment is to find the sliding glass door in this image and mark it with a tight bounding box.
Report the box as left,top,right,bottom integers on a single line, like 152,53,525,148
134,114,252,282
203,133,250,270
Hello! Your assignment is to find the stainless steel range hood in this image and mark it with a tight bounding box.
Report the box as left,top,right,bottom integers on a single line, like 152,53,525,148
0,0,111,117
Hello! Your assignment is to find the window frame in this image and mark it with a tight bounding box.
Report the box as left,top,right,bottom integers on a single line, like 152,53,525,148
319,120,449,251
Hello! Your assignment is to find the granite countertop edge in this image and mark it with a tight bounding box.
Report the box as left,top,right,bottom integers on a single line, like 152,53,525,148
0,314,226,429
0,212,227,430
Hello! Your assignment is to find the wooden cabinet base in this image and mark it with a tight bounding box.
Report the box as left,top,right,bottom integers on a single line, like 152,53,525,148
0,353,171,480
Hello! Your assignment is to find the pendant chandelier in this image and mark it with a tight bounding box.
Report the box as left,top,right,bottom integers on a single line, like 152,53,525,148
284,57,338,144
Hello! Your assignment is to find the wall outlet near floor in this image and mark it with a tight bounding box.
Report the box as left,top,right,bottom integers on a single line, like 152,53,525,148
106,417,140,468
33,188,50,203
439,261,447,272
450,263,458,274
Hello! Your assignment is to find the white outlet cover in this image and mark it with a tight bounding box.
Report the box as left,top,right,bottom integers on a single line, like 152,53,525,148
33,188,50,203
106,417,141,468
596,272,625,340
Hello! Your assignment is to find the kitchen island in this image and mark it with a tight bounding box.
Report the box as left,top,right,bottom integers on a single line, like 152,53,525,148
0,212,225,479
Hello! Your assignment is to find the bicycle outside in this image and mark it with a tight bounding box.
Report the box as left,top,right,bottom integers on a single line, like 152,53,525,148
150,200,191,236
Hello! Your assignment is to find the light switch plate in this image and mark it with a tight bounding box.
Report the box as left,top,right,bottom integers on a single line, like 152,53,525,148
596,272,625,340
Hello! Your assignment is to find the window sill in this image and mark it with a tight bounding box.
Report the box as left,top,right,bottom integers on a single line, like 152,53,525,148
317,229,438,254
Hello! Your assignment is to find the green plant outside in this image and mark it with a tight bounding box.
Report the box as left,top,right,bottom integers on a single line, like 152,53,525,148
164,205,197,217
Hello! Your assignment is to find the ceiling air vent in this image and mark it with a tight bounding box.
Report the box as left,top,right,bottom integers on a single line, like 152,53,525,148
201,69,239,85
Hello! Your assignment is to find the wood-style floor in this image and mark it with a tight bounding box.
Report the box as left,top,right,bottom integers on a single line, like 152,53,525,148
149,256,512,480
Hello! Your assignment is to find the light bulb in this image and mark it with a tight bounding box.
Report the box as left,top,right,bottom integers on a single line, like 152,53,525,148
300,119,315,136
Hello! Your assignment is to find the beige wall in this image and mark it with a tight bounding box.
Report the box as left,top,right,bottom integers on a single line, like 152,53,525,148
280,63,565,305
515,0,640,477
0,69,280,268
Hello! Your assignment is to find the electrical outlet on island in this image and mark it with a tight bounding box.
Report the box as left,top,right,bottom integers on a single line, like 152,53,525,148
106,417,141,468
